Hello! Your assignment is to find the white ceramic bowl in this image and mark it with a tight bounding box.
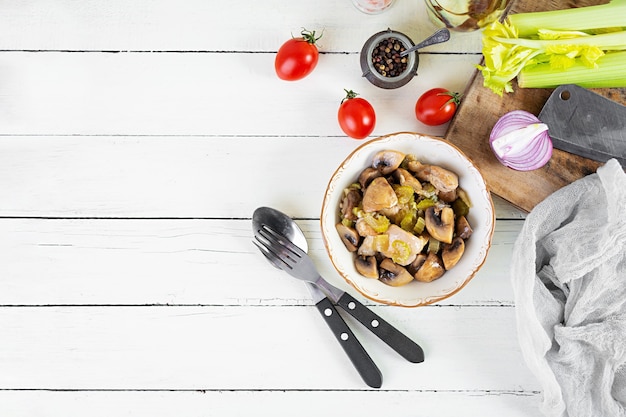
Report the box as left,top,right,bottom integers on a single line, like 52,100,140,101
320,132,495,307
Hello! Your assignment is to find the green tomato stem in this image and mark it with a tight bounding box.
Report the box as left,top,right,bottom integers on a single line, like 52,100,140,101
299,28,323,44
438,91,462,107
342,89,359,103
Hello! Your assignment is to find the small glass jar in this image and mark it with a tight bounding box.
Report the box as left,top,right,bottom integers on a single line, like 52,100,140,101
424,0,510,31
352,0,396,14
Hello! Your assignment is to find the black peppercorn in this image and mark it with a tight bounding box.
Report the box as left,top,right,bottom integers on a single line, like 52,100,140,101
371,37,408,78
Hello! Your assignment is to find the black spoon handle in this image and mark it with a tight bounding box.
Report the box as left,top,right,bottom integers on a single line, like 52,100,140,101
315,297,382,388
337,292,424,363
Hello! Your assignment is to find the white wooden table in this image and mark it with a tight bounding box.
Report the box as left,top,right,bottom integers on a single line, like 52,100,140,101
0,1,542,415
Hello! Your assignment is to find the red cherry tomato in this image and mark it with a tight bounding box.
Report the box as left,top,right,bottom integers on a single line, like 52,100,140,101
275,29,322,81
415,88,462,126
338,90,376,139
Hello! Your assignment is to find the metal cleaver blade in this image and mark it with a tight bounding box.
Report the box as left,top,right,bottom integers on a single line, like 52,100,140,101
538,84,626,168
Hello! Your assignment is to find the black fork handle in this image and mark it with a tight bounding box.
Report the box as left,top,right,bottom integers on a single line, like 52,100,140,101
315,297,382,388
337,292,424,363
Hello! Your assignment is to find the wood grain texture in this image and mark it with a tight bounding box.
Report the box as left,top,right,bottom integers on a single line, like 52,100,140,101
0,137,526,219
0,306,538,391
446,0,624,212
0,53,481,137
0,219,523,306
0,391,541,417
0,0,539,415
0,0,483,53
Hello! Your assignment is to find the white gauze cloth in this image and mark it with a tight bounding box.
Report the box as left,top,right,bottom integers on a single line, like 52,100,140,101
511,159,626,417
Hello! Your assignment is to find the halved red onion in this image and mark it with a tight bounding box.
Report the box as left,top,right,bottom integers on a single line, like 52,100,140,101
489,110,553,171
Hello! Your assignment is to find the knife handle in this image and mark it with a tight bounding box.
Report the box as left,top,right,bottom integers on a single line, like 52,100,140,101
315,297,382,389
337,292,424,364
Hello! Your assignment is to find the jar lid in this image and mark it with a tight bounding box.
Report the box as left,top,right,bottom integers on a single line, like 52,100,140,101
360,29,419,89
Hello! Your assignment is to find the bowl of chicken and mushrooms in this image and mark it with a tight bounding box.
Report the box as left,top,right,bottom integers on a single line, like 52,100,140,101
320,132,495,307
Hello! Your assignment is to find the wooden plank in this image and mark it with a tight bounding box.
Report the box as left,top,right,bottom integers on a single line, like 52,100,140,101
0,306,539,391
0,219,523,306
446,0,625,212
0,53,481,137
0,0,482,53
0,390,541,417
0,136,526,219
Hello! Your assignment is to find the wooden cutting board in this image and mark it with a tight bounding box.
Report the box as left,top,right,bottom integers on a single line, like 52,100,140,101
445,0,626,212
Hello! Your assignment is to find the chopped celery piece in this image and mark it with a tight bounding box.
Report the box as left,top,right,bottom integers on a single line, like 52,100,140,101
363,213,390,233
457,188,472,209
453,198,470,218
416,198,437,210
391,240,411,264
400,211,417,232
373,234,390,253
427,237,441,254
413,216,426,235
394,185,415,205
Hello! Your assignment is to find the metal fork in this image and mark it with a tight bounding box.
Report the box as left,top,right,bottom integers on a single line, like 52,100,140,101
254,225,424,363
254,226,344,301
253,224,383,388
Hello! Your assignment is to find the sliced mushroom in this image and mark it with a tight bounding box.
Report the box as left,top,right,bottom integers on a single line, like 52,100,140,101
407,253,427,276
379,258,414,287
393,168,422,193
340,189,362,221
413,252,445,282
407,161,458,193
438,188,457,203
442,237,464,270
424,206,455,244
335,223,360,252
355,255,378,279
362,177,398,212
371,150,405,175
455,215,473,239
358,167,382,189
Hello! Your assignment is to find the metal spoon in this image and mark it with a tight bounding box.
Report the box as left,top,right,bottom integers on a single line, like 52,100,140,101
252,207,382,388
400,28,450,57
252,207,424,367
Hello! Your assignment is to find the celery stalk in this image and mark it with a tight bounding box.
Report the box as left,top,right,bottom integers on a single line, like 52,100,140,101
508,0,626,37
518,51,626,88
478,0,626,95
493,31,626,50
